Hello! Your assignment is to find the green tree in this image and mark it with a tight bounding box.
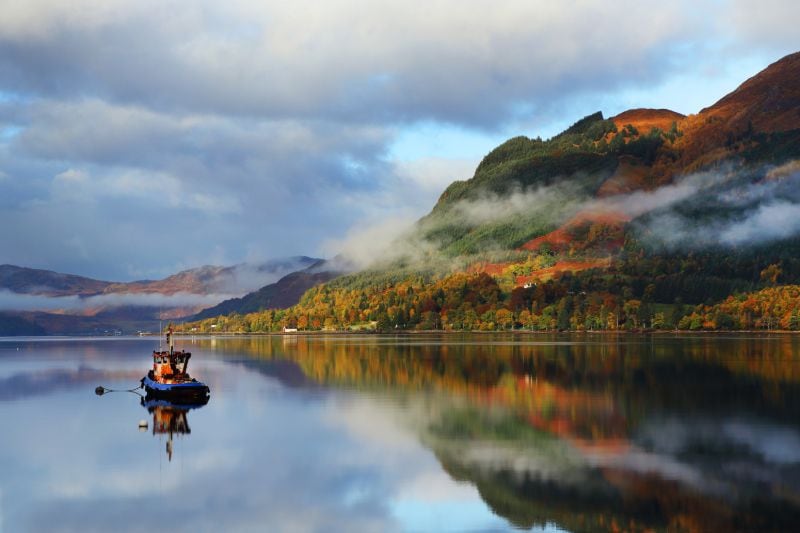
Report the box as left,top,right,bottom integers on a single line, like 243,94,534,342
557,296,573,331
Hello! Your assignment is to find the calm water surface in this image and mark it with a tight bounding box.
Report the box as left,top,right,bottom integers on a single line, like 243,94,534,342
2,333,800,532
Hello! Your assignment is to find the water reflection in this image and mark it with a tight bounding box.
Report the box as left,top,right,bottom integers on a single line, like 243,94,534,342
214,334,800,531
0,366,142,401
140,395,209,462
3,334,800,531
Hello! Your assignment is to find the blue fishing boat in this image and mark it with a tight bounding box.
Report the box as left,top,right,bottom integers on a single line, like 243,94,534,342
141,325,210,400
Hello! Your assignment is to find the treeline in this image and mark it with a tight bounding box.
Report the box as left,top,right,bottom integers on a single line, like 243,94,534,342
681,285,800,330
179,266,800,333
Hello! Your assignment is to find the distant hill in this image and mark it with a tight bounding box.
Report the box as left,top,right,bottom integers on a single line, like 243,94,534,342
0,256,322,335
191,261,341,320
0,313,46,336
0,256,320,297
0,265,110,297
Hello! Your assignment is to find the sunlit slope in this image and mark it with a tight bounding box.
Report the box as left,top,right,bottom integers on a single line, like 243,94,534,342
184,52,800,333
417,52,800,258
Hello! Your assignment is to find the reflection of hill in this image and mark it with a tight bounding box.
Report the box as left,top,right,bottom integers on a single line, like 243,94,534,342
434,448,645,532
425,404,800,532
208,334,800,531
439,449,800,532
210,335,800,422
425,406,631,531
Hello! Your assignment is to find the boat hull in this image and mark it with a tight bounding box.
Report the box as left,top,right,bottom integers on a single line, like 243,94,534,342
141,396,209,410
141,372,210,400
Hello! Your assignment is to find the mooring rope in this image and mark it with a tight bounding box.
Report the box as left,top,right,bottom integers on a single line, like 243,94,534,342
95,384,144,397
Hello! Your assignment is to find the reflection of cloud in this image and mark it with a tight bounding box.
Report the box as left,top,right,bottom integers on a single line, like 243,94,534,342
8,371,394,532
584,448,727,496
4,350,511,533
632,416,800,497
9,336,800,532
0,366,140,401
394,470,478,503
458,441,588,486
321,397,417,450
723,420,800,464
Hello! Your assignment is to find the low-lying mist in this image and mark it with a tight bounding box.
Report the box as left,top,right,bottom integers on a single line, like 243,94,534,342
0,290,240,313
631,160,800,249
0,256,319,314
328,159,800,271
212,258,318,294
325,182,588,272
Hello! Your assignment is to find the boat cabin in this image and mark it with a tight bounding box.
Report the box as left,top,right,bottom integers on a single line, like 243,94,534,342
152,325,192,381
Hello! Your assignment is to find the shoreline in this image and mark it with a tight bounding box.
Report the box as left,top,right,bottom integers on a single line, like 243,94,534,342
6,329,799,339
169,328,800,336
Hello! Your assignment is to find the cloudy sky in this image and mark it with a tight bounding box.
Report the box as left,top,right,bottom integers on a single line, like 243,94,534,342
0,0,797,281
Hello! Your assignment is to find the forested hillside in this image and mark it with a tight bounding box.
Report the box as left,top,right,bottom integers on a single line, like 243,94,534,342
181,52,800,333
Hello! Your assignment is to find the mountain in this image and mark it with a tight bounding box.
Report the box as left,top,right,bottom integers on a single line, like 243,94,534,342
179,51,800,333
0,264,110,297
0,313,46,336
192,271,338,320
678,51,800,169
0,256,322,334
191,260,343,320
0,256,320,297
418,52,800,258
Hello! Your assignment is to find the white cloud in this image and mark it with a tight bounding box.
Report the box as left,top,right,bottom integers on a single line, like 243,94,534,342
49,166,241,214
0,0,797,278
53,168,88,184
320,215,422,270
0,1,714,124
393,157,478,196
724,0,800,50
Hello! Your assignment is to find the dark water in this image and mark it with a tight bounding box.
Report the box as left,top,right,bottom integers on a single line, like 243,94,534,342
2,334,800,532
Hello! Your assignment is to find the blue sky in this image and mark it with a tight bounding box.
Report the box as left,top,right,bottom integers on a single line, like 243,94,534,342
0,0,798,280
